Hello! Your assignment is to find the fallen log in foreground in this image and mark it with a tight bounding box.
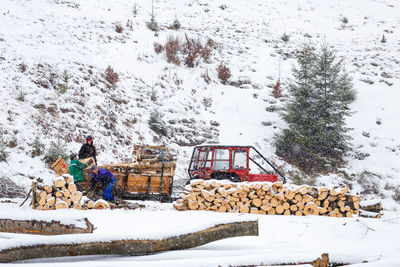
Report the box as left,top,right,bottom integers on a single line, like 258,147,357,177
0,218,94,235
0,220,258,263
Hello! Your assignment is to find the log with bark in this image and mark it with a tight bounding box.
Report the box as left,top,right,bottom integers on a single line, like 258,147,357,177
0,220,258,263
0,218,94,235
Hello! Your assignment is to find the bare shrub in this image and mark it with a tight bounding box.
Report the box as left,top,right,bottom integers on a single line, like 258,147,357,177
272,79,282,98
115,24,124,33
105,66,119,85
201,46,212,61
154,42,163,54
18,63,27,73
161,35,214,67
165,36,180,65
394,186,400,203
201,69,211,84
184,52,198,68
126,20,133,30
217,63,231,84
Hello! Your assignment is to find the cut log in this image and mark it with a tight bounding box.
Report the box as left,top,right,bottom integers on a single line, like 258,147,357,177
188,200,199,210
64,176,74,184
70,192,83,203
47,197,56,206
248,191,257,199
339,187,349,195
54,179,66,188
37,197,46,206
267,208,276,215
218,205,227,213
329,188,338,196
55,191,63,198
294,194,302,202
262,185,270,192
319,207,328,214
275,192,285,201
0,220,257,263
345,210,353,218
87,200,94,209
284,190,295,200
43,185,53,194
63,189,71,198
318,190,329,200
303,194,313,203
270,198,278,207
94,200,110,210
251,198,262,208
303,203,319,216
275,204,284,214
359,209,381,218
68,183,77,194
55,201,68,209
250,208,259,214
256,189,265,197
272,182,283,188
72,203,82,210
260,203,272,212
283,210,291,216
360,200,382,213
295,210,303,216
38,190,47,198
290,204,298,212
239,205,250,213
282,202,290,210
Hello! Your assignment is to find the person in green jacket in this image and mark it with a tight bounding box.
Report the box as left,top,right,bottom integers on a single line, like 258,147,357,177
68,153,93,191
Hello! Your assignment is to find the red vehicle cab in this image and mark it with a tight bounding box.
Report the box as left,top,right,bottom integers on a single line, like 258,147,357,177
188,145,286,183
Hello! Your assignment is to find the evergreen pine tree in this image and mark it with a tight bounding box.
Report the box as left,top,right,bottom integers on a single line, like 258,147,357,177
310,45,356,168
275,43,356,172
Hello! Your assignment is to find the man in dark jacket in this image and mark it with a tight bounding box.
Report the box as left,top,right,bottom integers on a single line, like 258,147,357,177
90,166,116,201
68,153,93,191
79,135,97,164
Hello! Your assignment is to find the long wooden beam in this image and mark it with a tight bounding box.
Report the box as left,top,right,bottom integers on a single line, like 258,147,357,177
0,220,258,263
0,218,94,235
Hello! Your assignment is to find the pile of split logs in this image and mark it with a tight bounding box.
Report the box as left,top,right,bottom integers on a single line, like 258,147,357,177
174,180,362,217
32,175,111,210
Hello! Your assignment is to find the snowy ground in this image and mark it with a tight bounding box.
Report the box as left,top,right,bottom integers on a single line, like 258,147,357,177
1,0,400,265
1,200,400,266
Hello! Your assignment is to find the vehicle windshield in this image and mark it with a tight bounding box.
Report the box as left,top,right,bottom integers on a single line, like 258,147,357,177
212,148,230,171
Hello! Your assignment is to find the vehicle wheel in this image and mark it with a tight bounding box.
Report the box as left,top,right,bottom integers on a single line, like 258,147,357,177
214,173,240,183
228,175,241,183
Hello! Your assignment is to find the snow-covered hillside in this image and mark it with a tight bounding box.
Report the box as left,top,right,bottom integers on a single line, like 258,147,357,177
1,0,399,208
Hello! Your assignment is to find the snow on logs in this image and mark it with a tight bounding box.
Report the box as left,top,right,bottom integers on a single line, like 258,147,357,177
33,175,102,210
174,180,361,217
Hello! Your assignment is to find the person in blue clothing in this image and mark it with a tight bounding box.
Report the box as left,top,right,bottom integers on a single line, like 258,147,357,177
89,166,116,201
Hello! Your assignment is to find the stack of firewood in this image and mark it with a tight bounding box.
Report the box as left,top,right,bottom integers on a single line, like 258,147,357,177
174,180,361,217
33,175,110,210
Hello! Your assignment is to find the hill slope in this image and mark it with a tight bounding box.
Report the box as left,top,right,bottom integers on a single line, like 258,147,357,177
0,0,399,209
